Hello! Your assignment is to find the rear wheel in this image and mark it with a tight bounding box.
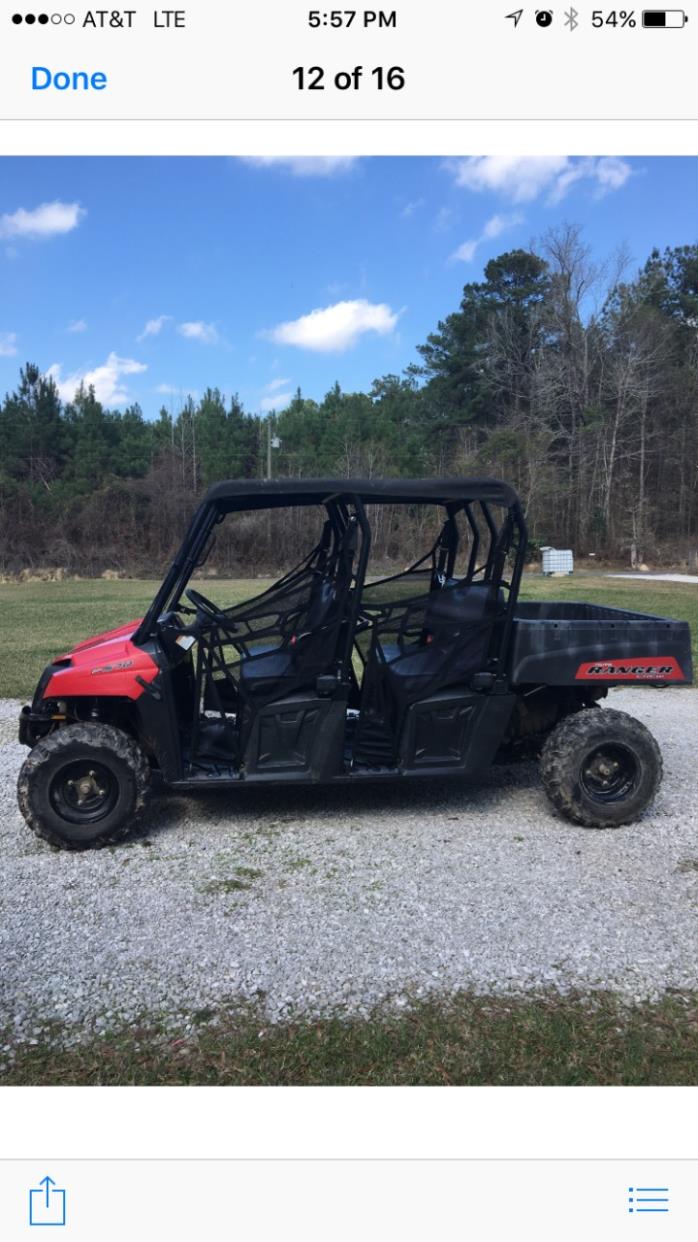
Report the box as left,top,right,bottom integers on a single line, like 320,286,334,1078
540,707,662,828
18,722,150,850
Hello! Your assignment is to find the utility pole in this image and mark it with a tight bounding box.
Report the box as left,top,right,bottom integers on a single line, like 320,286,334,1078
265,419,280,480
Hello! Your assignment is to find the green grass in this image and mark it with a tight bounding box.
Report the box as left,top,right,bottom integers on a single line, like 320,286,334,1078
2,993,697,1085
202,878,254,894
0,578,265,700
1,572,696,701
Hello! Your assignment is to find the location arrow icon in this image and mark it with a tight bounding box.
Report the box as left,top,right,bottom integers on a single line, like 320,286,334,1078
506,9,524,25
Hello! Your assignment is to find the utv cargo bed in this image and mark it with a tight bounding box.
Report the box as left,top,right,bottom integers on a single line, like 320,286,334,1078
510,601,693,686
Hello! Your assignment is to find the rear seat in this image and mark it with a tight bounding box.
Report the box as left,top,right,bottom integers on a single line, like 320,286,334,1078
381,581,504,668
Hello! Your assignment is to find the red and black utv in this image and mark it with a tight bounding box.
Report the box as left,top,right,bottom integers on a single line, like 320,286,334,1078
18,478,693,849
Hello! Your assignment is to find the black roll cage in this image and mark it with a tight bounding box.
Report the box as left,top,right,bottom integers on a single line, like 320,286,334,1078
133,478,528,681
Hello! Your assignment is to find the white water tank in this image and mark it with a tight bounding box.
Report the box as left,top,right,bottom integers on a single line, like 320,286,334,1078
541,547,574,575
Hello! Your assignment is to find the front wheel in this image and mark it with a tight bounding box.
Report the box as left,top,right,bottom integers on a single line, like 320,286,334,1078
540,707,662,828
18,722,150,850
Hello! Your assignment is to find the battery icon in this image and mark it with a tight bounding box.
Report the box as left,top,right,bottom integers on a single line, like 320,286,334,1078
642,9,688,24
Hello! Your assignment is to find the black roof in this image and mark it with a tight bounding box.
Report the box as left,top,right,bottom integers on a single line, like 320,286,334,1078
203,477,520,511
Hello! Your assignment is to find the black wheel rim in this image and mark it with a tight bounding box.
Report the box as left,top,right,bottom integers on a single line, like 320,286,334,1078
579,742,640,804
49,760,119,825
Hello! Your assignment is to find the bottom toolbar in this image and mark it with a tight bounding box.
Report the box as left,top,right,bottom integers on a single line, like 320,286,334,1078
1,1160,695,1241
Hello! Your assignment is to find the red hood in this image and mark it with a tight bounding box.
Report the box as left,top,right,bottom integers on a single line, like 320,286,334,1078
45,618,158,702
60,619,144,659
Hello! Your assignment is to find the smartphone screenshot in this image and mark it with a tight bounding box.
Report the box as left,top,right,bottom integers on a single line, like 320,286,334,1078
0,2,696,1237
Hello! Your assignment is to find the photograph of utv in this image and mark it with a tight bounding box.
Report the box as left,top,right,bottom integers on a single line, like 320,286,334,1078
17,476,693,851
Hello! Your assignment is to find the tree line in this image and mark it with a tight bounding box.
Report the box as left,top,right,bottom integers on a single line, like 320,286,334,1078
1,225,697,576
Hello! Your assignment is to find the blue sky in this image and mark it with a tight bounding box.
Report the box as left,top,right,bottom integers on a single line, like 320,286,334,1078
1,155,697,418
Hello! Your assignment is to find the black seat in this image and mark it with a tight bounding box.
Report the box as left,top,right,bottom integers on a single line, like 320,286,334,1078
381,581,503,694
238,579,336,693
239,519,356,699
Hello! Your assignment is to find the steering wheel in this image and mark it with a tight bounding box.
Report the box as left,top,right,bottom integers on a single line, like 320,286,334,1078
185,587,226,622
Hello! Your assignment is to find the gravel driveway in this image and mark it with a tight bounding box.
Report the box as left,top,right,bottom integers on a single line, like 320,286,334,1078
1,689,697,1045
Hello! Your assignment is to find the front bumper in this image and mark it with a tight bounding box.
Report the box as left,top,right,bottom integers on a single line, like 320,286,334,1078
18,704,55,747
19,660,67,746
18,660,68,745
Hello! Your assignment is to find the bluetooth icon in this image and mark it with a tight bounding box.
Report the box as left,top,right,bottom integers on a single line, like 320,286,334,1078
564,6,579,28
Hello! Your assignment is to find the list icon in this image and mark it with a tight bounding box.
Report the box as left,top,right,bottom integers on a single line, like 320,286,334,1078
628,1185,670,1213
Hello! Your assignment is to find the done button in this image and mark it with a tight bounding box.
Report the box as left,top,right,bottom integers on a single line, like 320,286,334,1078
32,66,108,90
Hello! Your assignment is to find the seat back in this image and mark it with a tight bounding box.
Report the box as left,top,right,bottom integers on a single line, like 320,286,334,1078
240,516,358,696
387,580,502,694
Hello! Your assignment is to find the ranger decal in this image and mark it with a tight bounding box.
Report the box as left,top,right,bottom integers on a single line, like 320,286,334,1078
575,657,685,681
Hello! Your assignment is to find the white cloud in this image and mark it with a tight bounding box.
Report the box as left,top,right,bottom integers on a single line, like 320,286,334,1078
445,156,632,204
447,157,569,203
434,206,456,233
0,200,85,240
156,383,199,399
0,332,18,357
265,299,399,353
259,377,293,411
47,352,147,406
546,157,634,203
483,212,522,240
243,156,358,177
67,319,87,333
138,314,171,342
177,321,219,345
593,156,633,192
261,392,293,412
401,198,425,218
451,212,523,264
451,239,479,264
